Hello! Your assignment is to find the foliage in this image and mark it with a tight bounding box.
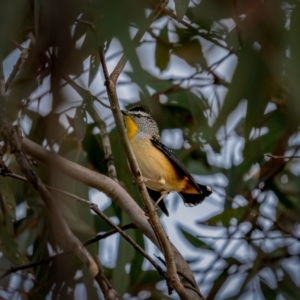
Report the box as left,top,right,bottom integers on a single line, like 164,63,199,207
1,0,300,299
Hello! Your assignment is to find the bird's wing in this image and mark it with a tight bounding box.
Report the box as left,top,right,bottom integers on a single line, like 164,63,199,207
150,137,202,193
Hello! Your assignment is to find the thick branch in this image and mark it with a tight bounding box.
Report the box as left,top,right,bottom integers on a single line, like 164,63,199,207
1,123,99,280
100,52,188,297
22,137,204,299
3,170,167,282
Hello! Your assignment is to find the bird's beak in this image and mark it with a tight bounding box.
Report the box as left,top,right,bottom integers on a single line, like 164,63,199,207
121,110,127,116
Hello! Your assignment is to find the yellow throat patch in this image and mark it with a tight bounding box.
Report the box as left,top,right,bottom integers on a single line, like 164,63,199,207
124,116,138,140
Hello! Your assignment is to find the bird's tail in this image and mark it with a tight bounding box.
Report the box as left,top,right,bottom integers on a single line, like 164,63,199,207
179,184,212,207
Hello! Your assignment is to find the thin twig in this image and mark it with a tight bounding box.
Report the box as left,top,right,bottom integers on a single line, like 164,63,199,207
163,8,234,54
1,170,166,281
5,47,29,92
90,203,167,279
98,2,203,298
63,75,112,109
21,137,204,299
0,123,99,280
75,18,96,30
110,0,170,84
264,153,300,159
0,172,165,279
196,234,292,241
99,20,196,300
95,257,122,300
101,50,184,296
86,104,118,182
0,223,136,281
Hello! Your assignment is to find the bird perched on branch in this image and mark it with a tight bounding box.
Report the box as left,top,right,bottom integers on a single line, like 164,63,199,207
121,105,212,216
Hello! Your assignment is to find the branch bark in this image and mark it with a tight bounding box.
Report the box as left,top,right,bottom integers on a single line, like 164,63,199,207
22,137,205,299
95,257,122,300
86,104,118,182
0,123,99,283
0,222,135,281
100,52,188,298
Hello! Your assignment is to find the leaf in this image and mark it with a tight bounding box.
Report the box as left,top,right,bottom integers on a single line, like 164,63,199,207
278,268,300,300
112,211,135,295
0,178,16,220
72,13,91,42
129,229,145,286
74,106,87,144
208,47,269,142
130,270,165,296
172,39,206,68
208,207,246,227
0,223,29,266
88,53,100,87
260,280,277,300
155,26,170,72
187,90,208,129
179,225,206,248
174,0,190,21
82,123,107,174
285,3,300,129
34,0,40,38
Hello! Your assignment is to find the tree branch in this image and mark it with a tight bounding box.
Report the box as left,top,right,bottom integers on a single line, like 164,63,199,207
98,3,200,297
264,153,300,159
100,50,188,297
1,169,168,286
5,46,29,92
63,75,112,109
0,123,99,281
95,257,122,300
0,222,135,281
22,136,204,299
86,104,118,182
109,0,169,83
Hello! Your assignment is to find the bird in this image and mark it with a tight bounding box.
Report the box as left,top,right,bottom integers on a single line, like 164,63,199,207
121,105,212,216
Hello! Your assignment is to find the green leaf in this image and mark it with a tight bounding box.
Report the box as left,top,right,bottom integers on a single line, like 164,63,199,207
187,90,208,129
0,178,16,221
112,211,135,295
179,225,206,248
155,26,170,72
286,3,300,128
172,39,206,68
260,280,277,300
278,268,300,299
130,270,165,296
129,229,145,286
82,127,107,174
0,223,29,266
88,53,100,87
74,106,87,144
208,206,246,226
34,0,40,38
174,0,190,21
208,47,270,141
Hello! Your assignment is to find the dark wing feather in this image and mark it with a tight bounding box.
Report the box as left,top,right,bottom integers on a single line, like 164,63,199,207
150,137,201,192
146,188,169,216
